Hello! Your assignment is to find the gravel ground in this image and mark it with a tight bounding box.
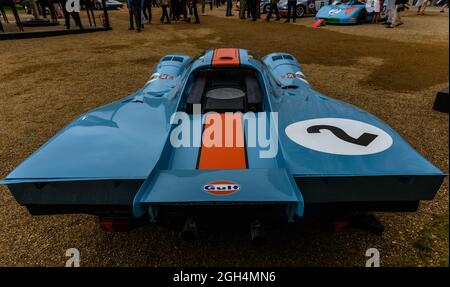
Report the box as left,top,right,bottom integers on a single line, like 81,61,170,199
0,7,448,267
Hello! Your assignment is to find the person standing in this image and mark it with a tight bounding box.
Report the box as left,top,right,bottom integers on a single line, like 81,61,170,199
201,0,206,14
60,0,83,29
247,0,257,20
371,0,381,23
160,0,171,23
180,0,188,20
226,0,233,15
171,0,181,20
185,0,191,22
387,0,406,27
255,0,260,18
38,0,51,19
127,0,134,29
440,0,448,11
266,0,280,21
418,0,429,14
133,0,144,31
143,0,152,23
239,0,247,18
385,0,395,25
285,0,296,22
127,0,143,30
191,0,200,23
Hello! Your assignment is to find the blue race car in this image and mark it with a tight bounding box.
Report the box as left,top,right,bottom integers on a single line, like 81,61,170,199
315,0,386,24
260,0,330,18
1,49,444,239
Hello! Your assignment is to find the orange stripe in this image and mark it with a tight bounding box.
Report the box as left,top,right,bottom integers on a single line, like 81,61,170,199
198,113,247,170
345,7,358,14
212,48,240,67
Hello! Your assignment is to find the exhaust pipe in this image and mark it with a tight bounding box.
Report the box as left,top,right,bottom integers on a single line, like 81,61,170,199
181,217,198,242
250,220,266,246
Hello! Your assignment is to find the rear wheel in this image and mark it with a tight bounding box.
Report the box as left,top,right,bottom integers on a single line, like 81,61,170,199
356,10,366,24
296,5,306,18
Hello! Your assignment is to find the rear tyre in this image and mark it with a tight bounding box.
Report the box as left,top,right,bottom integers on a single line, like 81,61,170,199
356,10,366,24
296,5,306,18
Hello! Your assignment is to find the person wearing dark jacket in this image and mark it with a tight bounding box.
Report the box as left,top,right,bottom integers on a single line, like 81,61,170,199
285,0,296,22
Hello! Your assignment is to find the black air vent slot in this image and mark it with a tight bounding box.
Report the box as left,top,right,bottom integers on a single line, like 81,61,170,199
162,56,184,63
272,55,283,61
272,55,294,61
172,57,184,62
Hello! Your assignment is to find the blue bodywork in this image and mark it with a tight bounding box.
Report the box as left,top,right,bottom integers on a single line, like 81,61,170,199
1,48,444,223
315,0,386,24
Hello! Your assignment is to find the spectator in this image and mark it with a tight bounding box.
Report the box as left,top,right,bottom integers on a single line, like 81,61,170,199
418,0,429,14
180,0,188,20
371,0,382,23
171,0,180,20
53,0,64,18
239,0,247,18
143,0,152,23
248,0,257,20
226,0,233,15
190,0,200,23
60,0,83,29
201,0,206,14
285,0,296,22
440,0,448,11
255,0,260,18
266,0,280,21
387,0,408,27
127,0,142,30
385,0,395,25
160,0,171,23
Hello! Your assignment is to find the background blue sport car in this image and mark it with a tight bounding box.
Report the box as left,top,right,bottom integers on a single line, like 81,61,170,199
315,0,387,24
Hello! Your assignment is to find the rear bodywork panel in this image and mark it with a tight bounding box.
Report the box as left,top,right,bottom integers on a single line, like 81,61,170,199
1,48,444,224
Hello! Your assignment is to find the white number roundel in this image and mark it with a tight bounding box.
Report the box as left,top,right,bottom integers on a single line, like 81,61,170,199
328,8,342,15
285,118,393,155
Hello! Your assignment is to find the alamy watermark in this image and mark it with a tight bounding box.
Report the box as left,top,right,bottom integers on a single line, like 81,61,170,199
170,104,279,158
65,248,80,267
365,248,380,267
65,0,81,13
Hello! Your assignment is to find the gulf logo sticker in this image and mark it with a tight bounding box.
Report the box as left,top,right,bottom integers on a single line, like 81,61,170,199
203,181,240,196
